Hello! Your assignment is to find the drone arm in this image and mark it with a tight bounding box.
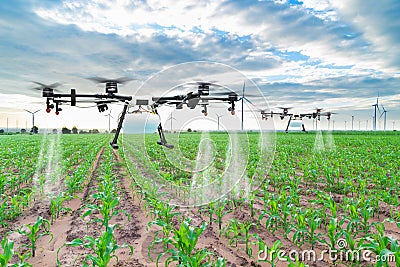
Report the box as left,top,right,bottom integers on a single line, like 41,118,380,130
110,102,129,149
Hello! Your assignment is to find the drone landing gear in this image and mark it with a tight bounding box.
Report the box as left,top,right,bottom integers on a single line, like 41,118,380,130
157,123,174,149
110,102,129,149
285,115,293,133
302,124,308,133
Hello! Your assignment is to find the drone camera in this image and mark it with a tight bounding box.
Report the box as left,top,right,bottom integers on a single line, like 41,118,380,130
136,99,149,106
97,103,108,112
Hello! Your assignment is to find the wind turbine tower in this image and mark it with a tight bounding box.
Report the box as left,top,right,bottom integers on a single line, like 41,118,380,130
372,95,379,131
216,113,223,131
380,105,388,131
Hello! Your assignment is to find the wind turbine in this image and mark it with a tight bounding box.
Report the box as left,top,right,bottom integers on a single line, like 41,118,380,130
167,113,176,132
104,110,114,133
216,113,223,131
372,94,379,131
379,105,388,131
240,81,255,131
24,109,40,133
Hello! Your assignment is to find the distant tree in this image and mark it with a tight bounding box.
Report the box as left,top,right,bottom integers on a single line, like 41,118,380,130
31,126,39,134
62,127,71,134
0,129,4,134
187,128,192,132
21,129,26,134
52,129,58,134
111,129,117,133
72,126,78,134
92,129,99,134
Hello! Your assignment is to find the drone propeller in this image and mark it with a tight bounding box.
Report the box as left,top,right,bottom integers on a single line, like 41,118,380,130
87,76,134,84
186,81,219,86
31,81,62,92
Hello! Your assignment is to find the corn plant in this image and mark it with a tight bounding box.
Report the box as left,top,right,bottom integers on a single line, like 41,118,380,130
156,218,224,266
292,212,307,248
258,197,281,234
148,203,181,250
359,205,375,234
225,218,255,257
16,216,53,258
321,218,344,251
49,192,72,224
213,200,231,234
83,181,129,228
360,223,397,267
305,210,323,250
224,218,240,248
0,235,14,266
57,224,133,267
345,204,360,235
257,240,283,267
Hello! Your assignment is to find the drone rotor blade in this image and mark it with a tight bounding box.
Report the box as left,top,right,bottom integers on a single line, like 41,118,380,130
87,76,135,84
31,81,62,92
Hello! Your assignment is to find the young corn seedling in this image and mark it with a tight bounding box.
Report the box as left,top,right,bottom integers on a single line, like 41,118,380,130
49,192,72,224
0,235,14,266
57,224,133,267
321,218,344,252
258,199,280,234
305,212,323,250
359,205,375,234
238,219,256,257
345,204,361,236
224,218,240,248
214,200,232,235
156,218,223,267
225,218,255,257
16,216,53,257
148,203,180,251
360,223,397,267
83,180,129,228
342,232,364,264
292,212,307,248
258,240,284,267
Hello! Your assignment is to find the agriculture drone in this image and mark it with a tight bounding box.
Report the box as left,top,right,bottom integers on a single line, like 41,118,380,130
260,107,335,132
33,79,244,149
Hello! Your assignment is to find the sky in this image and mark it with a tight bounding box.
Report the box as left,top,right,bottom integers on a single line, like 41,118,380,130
0,0,399,132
